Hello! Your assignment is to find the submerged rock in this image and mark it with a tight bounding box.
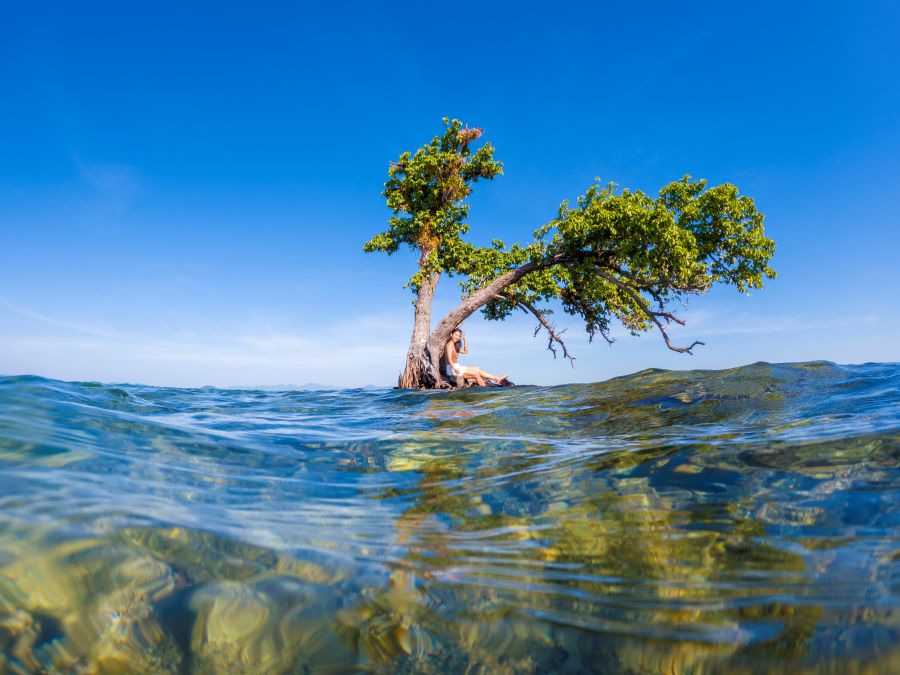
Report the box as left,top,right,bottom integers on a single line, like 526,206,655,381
73,587,183,674
190,577,354,674
0,532,183,674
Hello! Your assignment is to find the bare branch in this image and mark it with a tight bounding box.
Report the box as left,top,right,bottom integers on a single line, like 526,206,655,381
501,294,576,367
654,310,686,326
595,271,704,354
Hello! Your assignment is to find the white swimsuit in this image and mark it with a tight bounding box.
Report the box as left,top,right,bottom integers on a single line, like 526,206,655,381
446,361,465,377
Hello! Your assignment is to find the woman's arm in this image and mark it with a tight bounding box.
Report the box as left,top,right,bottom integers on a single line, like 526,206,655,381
445,340,456,362
459,337,468,355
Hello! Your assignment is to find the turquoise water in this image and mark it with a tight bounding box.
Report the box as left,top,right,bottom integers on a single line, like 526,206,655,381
0,361,898,673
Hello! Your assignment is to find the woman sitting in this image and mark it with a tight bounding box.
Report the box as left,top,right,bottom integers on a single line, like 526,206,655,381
444,328,508,387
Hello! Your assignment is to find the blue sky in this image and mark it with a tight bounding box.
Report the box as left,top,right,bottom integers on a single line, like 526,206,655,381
1,1,897,387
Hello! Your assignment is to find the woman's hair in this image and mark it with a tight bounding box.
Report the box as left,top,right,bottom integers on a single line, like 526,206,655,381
453,329,464,352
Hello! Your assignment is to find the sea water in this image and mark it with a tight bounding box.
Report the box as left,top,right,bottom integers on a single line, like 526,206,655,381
0,361,897,673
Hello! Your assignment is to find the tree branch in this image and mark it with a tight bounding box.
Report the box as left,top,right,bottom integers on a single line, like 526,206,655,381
607,263,709,297
501,295,576,367
595,271,704,354
426,252,572,382
431,252,570,337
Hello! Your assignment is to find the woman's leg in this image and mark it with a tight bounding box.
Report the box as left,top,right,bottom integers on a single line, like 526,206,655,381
474,367,507,383
460,366,486,386
462,366,508,384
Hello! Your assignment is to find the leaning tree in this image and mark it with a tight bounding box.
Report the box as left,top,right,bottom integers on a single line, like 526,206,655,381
365,119,776,389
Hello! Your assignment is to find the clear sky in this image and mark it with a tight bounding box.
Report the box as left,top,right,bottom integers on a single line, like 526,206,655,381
1,1,897,387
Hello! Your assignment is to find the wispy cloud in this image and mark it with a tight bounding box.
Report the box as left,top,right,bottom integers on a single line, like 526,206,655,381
0,296,407,386
672,309,879,337
0,296,127,340
0,293,888,388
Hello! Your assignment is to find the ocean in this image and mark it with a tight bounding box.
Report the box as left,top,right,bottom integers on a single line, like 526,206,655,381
0,361,898,673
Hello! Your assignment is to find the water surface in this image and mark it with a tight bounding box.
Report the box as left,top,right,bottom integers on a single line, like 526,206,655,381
1,362,898,673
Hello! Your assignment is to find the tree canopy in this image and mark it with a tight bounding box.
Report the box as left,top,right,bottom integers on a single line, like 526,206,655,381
363,118,502,292
365,119,776,388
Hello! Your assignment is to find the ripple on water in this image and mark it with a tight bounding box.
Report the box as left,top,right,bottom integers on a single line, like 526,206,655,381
0,362,899,673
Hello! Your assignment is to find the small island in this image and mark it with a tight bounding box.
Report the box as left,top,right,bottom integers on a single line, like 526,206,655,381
366,119,776,389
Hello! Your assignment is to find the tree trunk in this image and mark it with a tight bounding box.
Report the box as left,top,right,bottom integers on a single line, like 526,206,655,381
398,263,441,389
398,254,568,389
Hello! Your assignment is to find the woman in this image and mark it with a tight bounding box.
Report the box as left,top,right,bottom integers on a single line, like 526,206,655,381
444,328,508,386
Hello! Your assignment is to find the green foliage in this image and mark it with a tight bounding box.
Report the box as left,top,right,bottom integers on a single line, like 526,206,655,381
463,177,775,346
366,119,776,353
363,118,503,291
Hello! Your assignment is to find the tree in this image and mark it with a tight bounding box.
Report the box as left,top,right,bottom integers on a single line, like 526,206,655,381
365,119,776,389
